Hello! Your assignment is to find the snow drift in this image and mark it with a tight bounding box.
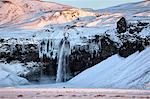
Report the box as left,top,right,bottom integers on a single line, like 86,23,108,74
0,63,28,87
69,47,150,89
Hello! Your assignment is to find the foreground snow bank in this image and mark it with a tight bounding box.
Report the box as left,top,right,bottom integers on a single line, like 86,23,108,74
0,63,29,87
20,47,150,89
0,63,28,75
69,47,150,89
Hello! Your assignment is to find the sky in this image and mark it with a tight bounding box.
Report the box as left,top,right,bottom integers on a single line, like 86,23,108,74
44,0,143,9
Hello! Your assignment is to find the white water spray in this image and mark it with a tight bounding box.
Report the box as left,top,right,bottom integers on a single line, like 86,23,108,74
56,38,70,83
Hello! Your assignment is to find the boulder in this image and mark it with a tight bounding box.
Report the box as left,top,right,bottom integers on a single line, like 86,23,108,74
117,17,127,33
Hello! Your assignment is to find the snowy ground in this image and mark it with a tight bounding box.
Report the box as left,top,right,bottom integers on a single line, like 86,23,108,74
14,47,150,89
0,88,150,99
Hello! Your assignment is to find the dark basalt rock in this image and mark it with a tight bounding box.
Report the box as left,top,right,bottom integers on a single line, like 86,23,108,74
119,41,145,57
137,21,149,27
69,35,118,76
118,20,150,57
0,39,4,43
69,49,92,75
128,25,141,34
100,36,118,59
117,17,127,33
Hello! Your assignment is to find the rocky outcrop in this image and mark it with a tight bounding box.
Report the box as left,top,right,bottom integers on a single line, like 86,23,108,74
69,35,118,76
117,17,150,57
119,40,144,57
117,17,127,33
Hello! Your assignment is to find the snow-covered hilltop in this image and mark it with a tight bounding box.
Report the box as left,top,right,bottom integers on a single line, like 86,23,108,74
0,0,150,30
0,0,70,27
99,0,150,15
0,0,97,29
0,0,150,88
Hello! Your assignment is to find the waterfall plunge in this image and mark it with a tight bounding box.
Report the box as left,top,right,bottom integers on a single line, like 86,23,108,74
39,38,70,83
56,38,70,83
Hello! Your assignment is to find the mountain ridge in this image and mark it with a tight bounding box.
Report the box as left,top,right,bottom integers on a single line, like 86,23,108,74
0,0,97,29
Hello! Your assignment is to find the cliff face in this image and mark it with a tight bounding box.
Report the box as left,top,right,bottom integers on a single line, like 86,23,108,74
0,19,149,82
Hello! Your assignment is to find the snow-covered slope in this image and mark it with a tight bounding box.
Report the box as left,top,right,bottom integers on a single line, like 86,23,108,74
99,0,150,17
0,0,68,27
69,47,150,89
99,0,150,14
92,0,150,27
0,63,28,87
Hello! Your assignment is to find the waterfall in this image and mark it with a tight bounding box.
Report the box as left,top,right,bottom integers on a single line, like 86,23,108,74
38,37,70,83
56,38,70,83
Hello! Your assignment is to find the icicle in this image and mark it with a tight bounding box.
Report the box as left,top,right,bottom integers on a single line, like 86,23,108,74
22,44,25,53
46,39,50,58
88,57,90,61
39,41,41,58
39,40,45,59
44,39,48,55
89,40,101,55
99,39,102,52
39,39,58,59
10,44,15,55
